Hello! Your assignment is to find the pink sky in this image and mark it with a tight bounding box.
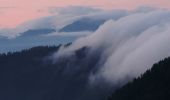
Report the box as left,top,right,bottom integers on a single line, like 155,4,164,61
0,0,170,28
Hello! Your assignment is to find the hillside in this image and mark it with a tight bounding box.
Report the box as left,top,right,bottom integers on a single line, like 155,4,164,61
19,29,55,37
108,57,170,100
1,45,170,100
0,45,109,100
59,18,105,32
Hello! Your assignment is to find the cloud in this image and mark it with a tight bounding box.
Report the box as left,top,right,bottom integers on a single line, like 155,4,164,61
45,31,92,37
0,14,80,38
93,23,170,86
52,7,170,87
0,6,127,39
48,6,102,15
95,10,170,86
1,6,170,99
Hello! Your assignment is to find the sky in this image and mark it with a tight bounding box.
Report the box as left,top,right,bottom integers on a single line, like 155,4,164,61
0,0,170,28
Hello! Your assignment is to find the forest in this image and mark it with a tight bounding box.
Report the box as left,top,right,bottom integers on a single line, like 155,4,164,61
0,45,170,100
108,57,170,100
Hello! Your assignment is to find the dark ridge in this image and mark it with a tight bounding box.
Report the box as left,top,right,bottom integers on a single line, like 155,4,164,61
0,44,107,100
108,57,170,100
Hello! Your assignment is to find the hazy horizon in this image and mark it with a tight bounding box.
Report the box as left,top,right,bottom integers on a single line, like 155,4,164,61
1,0,170,28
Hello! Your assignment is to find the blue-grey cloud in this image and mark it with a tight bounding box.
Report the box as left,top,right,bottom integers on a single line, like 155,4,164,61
0,6,127,39
48,6,102,15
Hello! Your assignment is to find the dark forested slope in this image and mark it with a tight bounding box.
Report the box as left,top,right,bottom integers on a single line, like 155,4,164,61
0,46,60,100
108,57,170,100
1,44,170,100
0,45,109,100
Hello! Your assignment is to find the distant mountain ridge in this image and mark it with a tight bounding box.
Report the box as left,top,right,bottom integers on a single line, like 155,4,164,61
59,18,106,32
19,29,56,37
0,17,106,53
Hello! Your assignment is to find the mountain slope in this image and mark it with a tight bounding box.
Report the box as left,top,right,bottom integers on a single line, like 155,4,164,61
59,18,105,32
2,45,170,100
19,29,55,37
0,29,76,53
0,45,109,100
108,57,170,100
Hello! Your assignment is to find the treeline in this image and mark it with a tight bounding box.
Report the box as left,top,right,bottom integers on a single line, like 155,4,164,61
0,45,61,100
2,44,169,100
108,57,170,100
0,44,105,100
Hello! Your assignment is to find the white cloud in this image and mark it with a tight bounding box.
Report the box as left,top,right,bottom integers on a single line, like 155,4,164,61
52,7,170,87
0,6,127,39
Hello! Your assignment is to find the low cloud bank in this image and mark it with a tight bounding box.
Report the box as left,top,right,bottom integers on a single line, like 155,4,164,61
0,6,127,39
53,7,170,87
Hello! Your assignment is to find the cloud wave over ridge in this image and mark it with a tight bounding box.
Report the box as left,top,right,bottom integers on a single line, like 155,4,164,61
53,7,170,87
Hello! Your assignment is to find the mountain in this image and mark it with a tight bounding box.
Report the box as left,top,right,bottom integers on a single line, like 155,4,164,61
1,44,170,100
19,29,56,37
59,18,105,32
0,45,110,100
108,57,170,100
0,29,76,53
0,18,106,53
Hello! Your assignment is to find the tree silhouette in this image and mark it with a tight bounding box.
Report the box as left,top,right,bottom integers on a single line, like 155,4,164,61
108,57,170,100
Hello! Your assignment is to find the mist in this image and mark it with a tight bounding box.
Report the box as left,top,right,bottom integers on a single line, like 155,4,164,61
0,6,127,39
53,7,170,87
